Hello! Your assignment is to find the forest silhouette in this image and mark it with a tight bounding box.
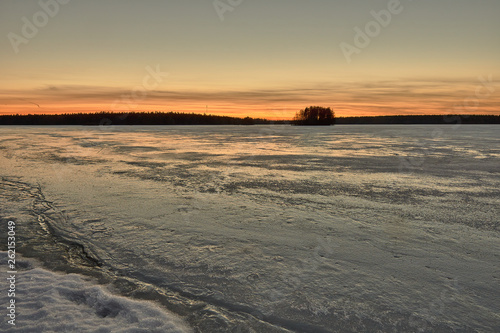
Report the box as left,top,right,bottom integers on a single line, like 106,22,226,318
0,111,498,125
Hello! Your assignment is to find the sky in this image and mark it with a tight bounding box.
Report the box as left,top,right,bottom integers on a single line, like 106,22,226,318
0,0,499,119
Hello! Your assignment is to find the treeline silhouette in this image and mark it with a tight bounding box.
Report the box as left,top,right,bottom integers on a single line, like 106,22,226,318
336,115,500,125
0,112,271,126
0,112,498,125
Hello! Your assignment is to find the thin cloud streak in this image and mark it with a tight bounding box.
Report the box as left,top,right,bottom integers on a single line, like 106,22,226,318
0,78,498,118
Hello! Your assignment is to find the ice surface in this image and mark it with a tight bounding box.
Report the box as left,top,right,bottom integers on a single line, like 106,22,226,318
0,125,499,332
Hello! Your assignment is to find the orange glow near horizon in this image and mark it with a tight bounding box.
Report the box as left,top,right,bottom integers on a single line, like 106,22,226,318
1,78,499,120
2,101,499,120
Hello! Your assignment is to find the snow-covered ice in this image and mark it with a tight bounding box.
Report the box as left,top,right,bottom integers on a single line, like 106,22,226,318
0,252,191,332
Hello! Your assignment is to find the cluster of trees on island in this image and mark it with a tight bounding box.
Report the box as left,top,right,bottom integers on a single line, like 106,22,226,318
293,106,335,125
0,109,498,125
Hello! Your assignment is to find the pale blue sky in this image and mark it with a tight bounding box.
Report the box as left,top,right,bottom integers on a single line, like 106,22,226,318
1,0,498,117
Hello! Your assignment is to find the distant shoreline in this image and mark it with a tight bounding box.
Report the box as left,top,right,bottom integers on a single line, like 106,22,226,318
336,115,500,125
0,112,498,125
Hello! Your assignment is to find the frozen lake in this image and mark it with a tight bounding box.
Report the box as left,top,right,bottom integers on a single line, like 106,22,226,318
1,125,499,332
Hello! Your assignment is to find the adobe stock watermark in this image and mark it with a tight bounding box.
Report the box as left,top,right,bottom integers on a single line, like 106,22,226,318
6,221,17,326
409,278,462,332
7,0,71,54
398,74,496,172
48,64,168,181
444,74,496,128
340,0,411,64
213,0,244,22
109,64,169,119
